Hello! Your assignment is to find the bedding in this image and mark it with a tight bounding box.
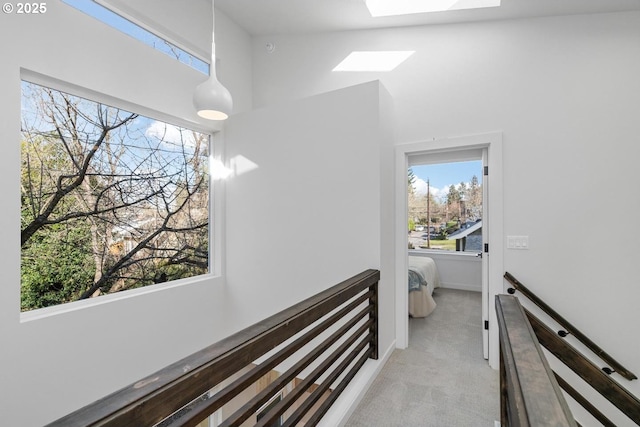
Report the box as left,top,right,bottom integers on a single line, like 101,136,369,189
408,256,440,318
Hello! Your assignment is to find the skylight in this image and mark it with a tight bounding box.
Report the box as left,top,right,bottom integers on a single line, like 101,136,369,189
364,0,501,17
333,51,415,72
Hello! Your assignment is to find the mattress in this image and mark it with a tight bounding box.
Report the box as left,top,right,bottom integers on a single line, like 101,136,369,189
408,256,440,318
408,255,441,295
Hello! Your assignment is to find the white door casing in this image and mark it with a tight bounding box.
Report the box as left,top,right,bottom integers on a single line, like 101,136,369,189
482,147,489,359
395,132,504,369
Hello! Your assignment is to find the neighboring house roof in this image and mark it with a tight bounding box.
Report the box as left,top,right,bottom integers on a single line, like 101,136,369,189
447,220,482,240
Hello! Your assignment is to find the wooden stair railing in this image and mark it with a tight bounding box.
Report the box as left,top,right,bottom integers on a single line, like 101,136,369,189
503,272,640,426
496,294,577,427
527,310,640,425
552,374,616,427
46,269,380,427
504,271,636,381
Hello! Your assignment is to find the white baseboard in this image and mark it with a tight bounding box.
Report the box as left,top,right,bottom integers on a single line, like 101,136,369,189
439,282,482,293
317,340,396,427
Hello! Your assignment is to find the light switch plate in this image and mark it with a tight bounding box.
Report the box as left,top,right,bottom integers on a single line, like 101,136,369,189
507,235,529,249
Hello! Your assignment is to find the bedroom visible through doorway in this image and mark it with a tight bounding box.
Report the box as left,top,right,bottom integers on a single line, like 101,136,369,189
395,132,504,368
406,155,485,355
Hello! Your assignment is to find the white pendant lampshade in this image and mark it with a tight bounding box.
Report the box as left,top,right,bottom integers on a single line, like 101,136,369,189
193,0,232,120
194,71,233,120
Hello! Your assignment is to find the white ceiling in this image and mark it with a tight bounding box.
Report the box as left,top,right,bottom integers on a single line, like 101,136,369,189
214,0,640,36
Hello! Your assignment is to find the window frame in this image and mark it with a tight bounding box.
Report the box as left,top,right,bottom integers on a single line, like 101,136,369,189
19,69,224,322
62,0,210,75
407,155,484,254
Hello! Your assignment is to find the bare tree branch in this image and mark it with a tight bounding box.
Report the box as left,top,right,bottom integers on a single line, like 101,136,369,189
21,82,210,309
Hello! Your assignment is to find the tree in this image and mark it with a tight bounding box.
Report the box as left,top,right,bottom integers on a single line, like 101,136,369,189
446,184,460,205
408,168,416,195
20,81,210,310
21,220,95,310
458,181,468,201
468,175,482,219
444,184,459,222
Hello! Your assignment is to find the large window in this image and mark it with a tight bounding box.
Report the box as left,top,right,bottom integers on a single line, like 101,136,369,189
408,160,482,251
20,80,210,311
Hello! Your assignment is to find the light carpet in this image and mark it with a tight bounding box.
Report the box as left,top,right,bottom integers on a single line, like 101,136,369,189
345,288,499,427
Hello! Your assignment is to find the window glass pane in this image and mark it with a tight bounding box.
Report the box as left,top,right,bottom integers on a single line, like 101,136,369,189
21,80,210,311
408,161,482,251
62,0,209,75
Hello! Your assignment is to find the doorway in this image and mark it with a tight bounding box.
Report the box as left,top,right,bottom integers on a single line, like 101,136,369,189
394,132,504,369
407,156,485,356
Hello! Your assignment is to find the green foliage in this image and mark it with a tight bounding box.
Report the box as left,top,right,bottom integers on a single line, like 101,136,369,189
408,217,415,232
447,184,461,204
407,168,416,194
21,221,95,311
419,238,456,251
444,220,460,233
20,81,211,311
21,137,96,310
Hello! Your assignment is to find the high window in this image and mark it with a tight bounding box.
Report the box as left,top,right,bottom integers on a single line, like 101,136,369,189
62,0,209,75
20,80,210,311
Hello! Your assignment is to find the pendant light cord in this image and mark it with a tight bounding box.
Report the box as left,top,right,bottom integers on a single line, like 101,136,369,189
210,0,217,77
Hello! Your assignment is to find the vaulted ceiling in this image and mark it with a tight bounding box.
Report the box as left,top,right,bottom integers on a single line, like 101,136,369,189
215,0,640,35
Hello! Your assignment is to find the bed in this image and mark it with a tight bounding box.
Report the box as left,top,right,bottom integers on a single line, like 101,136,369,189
408,255,441,318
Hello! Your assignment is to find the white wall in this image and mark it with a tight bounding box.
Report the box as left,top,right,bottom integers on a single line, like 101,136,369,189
0,2,252,425
222,81,395,427
0,3,394,425
223,81,395,354
250,9,640,415
411,251,482,292
98,0,212,60
3,2,639,425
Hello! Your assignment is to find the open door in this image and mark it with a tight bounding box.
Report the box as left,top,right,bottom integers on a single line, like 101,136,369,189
481,148,489,359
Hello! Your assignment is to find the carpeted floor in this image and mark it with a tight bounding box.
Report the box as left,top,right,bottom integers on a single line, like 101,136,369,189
345,288,500,427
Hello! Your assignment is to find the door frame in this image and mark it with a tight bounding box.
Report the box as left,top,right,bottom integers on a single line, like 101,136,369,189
394,132,504,369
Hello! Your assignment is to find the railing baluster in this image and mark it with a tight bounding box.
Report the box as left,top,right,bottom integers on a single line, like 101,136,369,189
553,372,617,427
504,271,636,381
527,309,640,425
218,319,374,427
303,347,374,427
173,292,374,427
46,269,380,427
257,333,373,427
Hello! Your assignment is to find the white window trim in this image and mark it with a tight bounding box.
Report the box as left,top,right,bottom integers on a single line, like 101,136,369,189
19,69,225,322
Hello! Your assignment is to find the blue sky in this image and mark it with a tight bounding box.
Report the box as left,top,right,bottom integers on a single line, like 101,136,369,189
410,160,482,200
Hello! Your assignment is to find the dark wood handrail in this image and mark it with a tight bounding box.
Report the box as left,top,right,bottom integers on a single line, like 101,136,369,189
504,271,637,381
527,309,640,425
496,294,577,427
175,291,374,427
47,269,380,427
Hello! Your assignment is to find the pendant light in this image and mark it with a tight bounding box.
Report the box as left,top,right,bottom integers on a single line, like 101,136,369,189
193,0,233,120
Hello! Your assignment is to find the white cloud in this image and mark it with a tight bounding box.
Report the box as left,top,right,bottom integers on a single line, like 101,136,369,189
413,177,429,195
413,178,448,201
145,121,199,149
432,186,449,201
413,179,479,203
